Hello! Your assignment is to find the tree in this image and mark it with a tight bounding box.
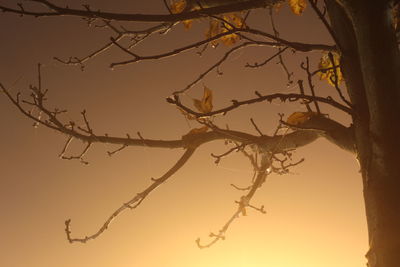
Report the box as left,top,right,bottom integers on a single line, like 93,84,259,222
0,0,399,267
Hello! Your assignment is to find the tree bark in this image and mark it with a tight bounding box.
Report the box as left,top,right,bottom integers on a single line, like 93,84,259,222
328,1,400,266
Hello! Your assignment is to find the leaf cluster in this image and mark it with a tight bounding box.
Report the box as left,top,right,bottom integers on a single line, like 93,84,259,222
318,52,343,86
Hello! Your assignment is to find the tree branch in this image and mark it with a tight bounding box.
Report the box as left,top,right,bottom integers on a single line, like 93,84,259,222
173,41,280,94
308,0,340,49
110,27,334,68
65,146,197,243
2,79,354,154
279,115,356,153
168,91,353,118
197,152,270,248
0,0,281,22
54,22,174,69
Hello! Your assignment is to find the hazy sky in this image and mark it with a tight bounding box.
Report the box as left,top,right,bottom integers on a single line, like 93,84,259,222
0,1,367,267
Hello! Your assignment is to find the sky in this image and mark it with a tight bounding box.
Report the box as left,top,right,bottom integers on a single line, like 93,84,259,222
0,1,368,267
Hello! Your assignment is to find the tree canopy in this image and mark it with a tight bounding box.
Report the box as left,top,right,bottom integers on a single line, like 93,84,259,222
1,0,399,267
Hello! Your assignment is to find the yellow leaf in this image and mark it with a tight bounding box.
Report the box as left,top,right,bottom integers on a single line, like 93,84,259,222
205,13,244,47
170,0,186,13
201,86,213,113
288,0,306,15
170,0,193,29
318,52,343,86
205,19,221,46
193,86,213,113
193,99,203,112
287,112,318,125
183,20,193,29
223,13,245,28
220,30,240,46
221,34,239,46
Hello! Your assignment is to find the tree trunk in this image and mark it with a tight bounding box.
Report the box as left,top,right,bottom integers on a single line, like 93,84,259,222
349,2,400,267
327,1,400,266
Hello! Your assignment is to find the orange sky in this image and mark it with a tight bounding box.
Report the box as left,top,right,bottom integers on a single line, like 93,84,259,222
0,1,368,266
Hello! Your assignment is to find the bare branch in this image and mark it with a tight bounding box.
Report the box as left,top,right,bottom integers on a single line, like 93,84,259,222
53,20,175,69
271,154,304,175
245,46,288,68
297,80,313,112
308,0,341,49
211,143,246,164
168,91,352,118
268,8,293,85
110,30,254,68
107,144,127,157
54,35,122,69
197,153,269,248
0,0,281,22
240,28,336,52
250,118,264,136
59,136,73,158
78,110,93,135
301,57,321,113
5,74,343,157
230,183,252,191
65,146,197,243
110,26,331,70
2,82,279,151
174,41,278,94
0,0,362,253
61,142,92,165
279,114,356,153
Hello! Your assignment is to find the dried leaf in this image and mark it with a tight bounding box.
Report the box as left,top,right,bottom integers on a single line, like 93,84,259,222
288,0,306,15
220,31,240,46
193,86,213,113
201,86,213,113
287,111,318,125
170,0,186,13
223,13,245,28
170,0,193,29
193,99,203,112
318,52,343,86
205,19,221,46
205,13,244,47
183,20,193,29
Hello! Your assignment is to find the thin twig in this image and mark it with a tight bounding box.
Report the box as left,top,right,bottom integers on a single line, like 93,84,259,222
268,8,293,85
297,80,313,112
250,118,264,136
301,57,321,114
197,153,269,248
307,0,341,50
245,47,288,68
174,42,271,95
